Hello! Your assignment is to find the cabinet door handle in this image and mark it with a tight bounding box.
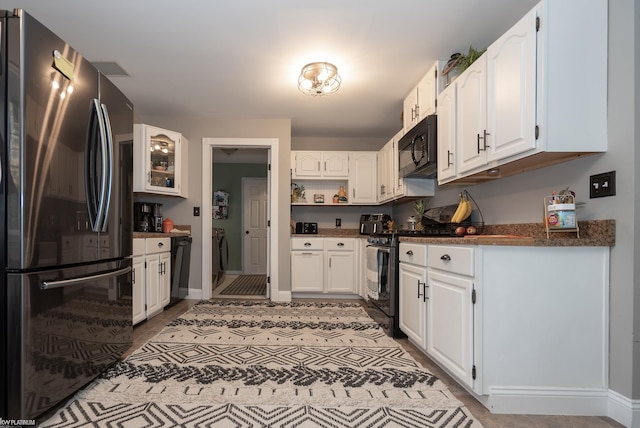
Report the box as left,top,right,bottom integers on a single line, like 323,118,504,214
304,242,312,246
417,281,427,302
337,242,344,247
302,252,313,255
447,150,453,167
132,268,136,284
158,242,164,247
440,254,451,261
406,250,413,255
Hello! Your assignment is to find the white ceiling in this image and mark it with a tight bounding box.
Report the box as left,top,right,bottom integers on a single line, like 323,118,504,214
1,1,538,139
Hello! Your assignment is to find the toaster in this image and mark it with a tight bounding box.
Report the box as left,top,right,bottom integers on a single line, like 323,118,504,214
295,222,318,234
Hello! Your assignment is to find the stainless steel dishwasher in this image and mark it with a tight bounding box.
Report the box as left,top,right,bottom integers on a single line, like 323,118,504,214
170,236,192,305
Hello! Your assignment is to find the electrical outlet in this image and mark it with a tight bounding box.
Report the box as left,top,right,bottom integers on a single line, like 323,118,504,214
193,206,200,216
335,218,341,228
590,171,616,198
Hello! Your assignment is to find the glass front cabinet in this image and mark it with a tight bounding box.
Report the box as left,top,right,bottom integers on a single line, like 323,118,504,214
133,124,188,197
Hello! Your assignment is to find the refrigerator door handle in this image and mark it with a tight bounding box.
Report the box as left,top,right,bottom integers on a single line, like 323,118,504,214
99,103,114,232
86,98,109,232
41,266,132,290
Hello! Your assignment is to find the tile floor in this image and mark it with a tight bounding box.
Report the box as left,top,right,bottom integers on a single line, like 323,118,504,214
129,298,625,428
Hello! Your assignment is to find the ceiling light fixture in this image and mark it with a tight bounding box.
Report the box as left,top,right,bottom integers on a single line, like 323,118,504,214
298,62,341,96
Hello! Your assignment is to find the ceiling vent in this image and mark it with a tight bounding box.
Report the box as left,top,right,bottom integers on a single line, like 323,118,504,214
92,61,130,77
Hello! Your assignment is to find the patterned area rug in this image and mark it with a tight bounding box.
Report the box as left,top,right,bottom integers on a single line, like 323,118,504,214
219,275,266,296
40,301,482,427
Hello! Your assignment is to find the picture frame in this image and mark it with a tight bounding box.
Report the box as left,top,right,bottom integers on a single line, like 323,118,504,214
213,190,229,206
213,205,228,219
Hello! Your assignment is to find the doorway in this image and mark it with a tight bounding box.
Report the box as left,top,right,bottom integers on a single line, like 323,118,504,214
201,138,279,301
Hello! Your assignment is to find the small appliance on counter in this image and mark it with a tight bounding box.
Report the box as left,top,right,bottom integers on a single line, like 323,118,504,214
134,202,163,232
295,222,318,234
359,214,392,235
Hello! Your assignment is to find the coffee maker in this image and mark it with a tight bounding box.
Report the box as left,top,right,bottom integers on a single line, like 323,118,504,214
134,202,163,232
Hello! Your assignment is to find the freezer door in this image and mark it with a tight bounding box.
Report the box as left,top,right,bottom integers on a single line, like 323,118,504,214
98,74,134,260
2,10,116,270
4,259,133,419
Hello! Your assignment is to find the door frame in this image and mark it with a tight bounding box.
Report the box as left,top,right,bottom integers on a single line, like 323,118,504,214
241,177,268,276
201,138,279,300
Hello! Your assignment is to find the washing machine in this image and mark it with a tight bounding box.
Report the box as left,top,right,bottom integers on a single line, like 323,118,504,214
212,228,228,286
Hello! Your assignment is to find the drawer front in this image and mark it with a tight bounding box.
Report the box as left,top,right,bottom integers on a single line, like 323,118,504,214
428,245,474,276
291,238,324,251
146,237,171,254
399,242,427,266
133,238,145,256
325,238,354,251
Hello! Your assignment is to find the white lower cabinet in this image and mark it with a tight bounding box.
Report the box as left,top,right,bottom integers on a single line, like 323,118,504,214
291,237,357,295
325,238,356,293
427,245,476,390
400,241,610,415
132,237,171,325
131,240,146,325
399,243,428,349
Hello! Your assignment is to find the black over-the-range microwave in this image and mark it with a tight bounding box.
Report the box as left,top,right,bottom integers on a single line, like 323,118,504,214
398,114,437,178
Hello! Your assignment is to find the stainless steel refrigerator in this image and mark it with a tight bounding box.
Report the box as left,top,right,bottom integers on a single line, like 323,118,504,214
0,10,134,419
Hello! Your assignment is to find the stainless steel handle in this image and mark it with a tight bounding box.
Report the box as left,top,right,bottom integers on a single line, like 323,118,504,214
360,224,365,234
352,188,355,198
440,254,451,261
99,103,114,232
301,252,313,255
447,150,453,167
92,99,109,232
42,266,132,290
132,267,136,284
329,257,332,268
406,250,413,255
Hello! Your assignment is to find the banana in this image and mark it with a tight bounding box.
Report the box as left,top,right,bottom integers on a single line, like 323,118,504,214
450,193,466,223
458,196,473,222
451,193,473,223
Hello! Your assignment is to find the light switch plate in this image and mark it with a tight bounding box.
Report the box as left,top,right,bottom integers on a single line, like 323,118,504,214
590,171,616,198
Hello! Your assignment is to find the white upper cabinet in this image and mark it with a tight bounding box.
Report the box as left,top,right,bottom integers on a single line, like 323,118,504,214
403,61,445,134
133,124,188,197
437,83,457,182
348,152,377,204
292,151,349,179
437,0,607,184
456,55,487,175
376,138,393,203
486,8,536,162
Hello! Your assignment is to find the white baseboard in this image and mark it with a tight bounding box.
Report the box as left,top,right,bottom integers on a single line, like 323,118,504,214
607,389,640,428
185,288,202,300
487,386,610,416
271,290,291,302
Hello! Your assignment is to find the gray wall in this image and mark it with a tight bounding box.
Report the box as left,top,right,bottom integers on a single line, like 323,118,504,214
136,0,639,404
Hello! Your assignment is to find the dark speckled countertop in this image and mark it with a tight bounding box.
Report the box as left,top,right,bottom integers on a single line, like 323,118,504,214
291,220,615,247
133,224,191,239
400,219,615,247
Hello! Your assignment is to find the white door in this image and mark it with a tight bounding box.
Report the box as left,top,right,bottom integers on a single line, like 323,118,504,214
242,177,268,274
